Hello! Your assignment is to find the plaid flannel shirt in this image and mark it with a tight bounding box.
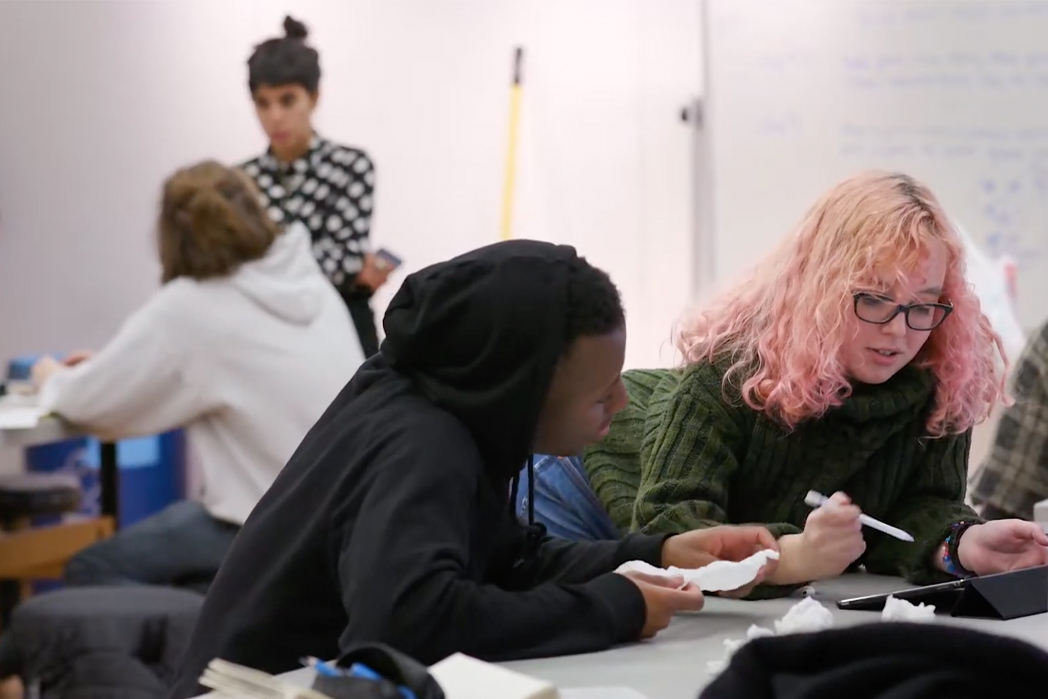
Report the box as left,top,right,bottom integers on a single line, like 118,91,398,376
970,321,1048,520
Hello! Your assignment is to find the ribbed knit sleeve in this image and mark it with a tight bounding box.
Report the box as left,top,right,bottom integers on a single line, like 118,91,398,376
631,363,804,541
862,429,983,585
584,369,676,532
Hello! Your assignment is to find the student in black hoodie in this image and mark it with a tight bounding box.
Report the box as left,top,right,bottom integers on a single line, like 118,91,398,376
170,240,778,697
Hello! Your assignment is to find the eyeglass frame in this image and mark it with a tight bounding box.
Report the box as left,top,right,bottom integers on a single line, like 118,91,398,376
852,292,954,331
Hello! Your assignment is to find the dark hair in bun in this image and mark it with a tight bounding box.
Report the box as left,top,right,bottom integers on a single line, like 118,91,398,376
283,15,308,40
247,15,320,94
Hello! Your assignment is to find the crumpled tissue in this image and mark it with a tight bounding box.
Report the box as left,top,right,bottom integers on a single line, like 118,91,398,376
615,549,780,592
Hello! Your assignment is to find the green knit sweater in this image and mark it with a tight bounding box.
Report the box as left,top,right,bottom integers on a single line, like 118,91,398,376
583,361,981,592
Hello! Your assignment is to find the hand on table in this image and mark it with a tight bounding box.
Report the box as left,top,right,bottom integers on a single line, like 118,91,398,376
62,349,95,367
30,350,95,391
30,356,65,389
957,520,1048,576
661,525,779,597
617,569,705,639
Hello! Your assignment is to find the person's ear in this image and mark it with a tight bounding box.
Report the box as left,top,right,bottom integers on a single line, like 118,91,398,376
308,89,320,110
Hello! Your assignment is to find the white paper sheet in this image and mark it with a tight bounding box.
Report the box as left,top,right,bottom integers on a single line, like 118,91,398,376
562,689,650,699
429,653,557,699
0,406,44,429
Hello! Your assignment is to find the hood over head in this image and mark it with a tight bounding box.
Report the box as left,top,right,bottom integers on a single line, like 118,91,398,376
232,222,326,324
382,239,584,480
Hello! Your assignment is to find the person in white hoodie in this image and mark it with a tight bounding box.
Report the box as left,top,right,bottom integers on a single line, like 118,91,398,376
28,160,364,589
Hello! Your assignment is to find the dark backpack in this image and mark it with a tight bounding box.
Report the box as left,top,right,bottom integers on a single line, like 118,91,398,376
7,587,203,699
312,644,445,699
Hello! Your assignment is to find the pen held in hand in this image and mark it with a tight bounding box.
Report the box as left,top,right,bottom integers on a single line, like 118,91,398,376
804,490,915,542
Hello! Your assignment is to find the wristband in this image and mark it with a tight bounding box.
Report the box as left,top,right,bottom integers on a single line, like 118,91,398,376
942,520,978,578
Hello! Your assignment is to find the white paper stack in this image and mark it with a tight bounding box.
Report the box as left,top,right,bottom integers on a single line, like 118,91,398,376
429,653,559,699
561,688,649,699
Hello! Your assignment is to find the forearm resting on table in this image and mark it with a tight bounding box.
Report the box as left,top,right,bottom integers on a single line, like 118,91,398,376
765,534,816,586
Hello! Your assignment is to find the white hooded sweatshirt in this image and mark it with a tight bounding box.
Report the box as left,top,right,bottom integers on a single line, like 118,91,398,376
40,223,364,524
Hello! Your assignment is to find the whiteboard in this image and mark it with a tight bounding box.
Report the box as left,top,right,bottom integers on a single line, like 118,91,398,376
702,0,1048,330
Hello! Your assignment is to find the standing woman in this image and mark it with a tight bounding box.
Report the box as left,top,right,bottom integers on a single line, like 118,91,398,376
242,16,390,357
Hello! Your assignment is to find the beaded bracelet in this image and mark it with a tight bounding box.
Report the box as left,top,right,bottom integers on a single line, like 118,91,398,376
942,520,978,578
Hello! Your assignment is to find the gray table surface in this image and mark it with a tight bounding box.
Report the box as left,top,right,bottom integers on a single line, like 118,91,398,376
266,573,1048,699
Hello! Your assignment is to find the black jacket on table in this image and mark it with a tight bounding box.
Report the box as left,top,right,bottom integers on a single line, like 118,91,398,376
701,622,1048,699
168,239,666,698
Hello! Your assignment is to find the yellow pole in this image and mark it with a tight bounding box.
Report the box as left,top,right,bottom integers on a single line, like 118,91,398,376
500,47,524,241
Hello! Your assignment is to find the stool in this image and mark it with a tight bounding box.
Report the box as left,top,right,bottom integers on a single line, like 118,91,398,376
0,473,82,523
5,586,204,699
0,474,112,628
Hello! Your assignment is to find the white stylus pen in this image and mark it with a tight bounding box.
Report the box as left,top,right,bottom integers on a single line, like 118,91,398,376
804,490,915,543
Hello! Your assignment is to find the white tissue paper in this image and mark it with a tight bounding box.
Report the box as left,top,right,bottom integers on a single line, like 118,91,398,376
615,549,780,592
706,592,941,676
690,550,781,592
706,624,776,673
745,624,776,640
706,597,836,675
773,596,836,635
615,559,676,581
880,595,936,622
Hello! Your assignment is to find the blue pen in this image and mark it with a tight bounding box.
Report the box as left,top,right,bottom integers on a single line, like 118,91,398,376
347,663,418,699
306,658,418,699
302,657,342,678
347,663,382,681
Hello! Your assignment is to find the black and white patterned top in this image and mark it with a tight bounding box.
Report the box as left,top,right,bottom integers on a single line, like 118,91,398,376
242,135,374,288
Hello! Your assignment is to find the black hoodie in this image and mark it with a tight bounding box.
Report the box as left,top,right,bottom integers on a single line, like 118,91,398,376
169,240,667,698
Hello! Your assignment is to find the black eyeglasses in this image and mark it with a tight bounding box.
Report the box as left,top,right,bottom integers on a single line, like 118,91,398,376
853,292,953,331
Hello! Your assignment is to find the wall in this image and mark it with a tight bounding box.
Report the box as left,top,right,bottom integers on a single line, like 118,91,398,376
0,0,702,375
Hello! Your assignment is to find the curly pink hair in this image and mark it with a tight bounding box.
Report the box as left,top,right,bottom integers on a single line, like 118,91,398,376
676,171,1006,436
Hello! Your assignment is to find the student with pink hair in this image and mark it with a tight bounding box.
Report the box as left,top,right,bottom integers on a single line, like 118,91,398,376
517,170,1048,592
